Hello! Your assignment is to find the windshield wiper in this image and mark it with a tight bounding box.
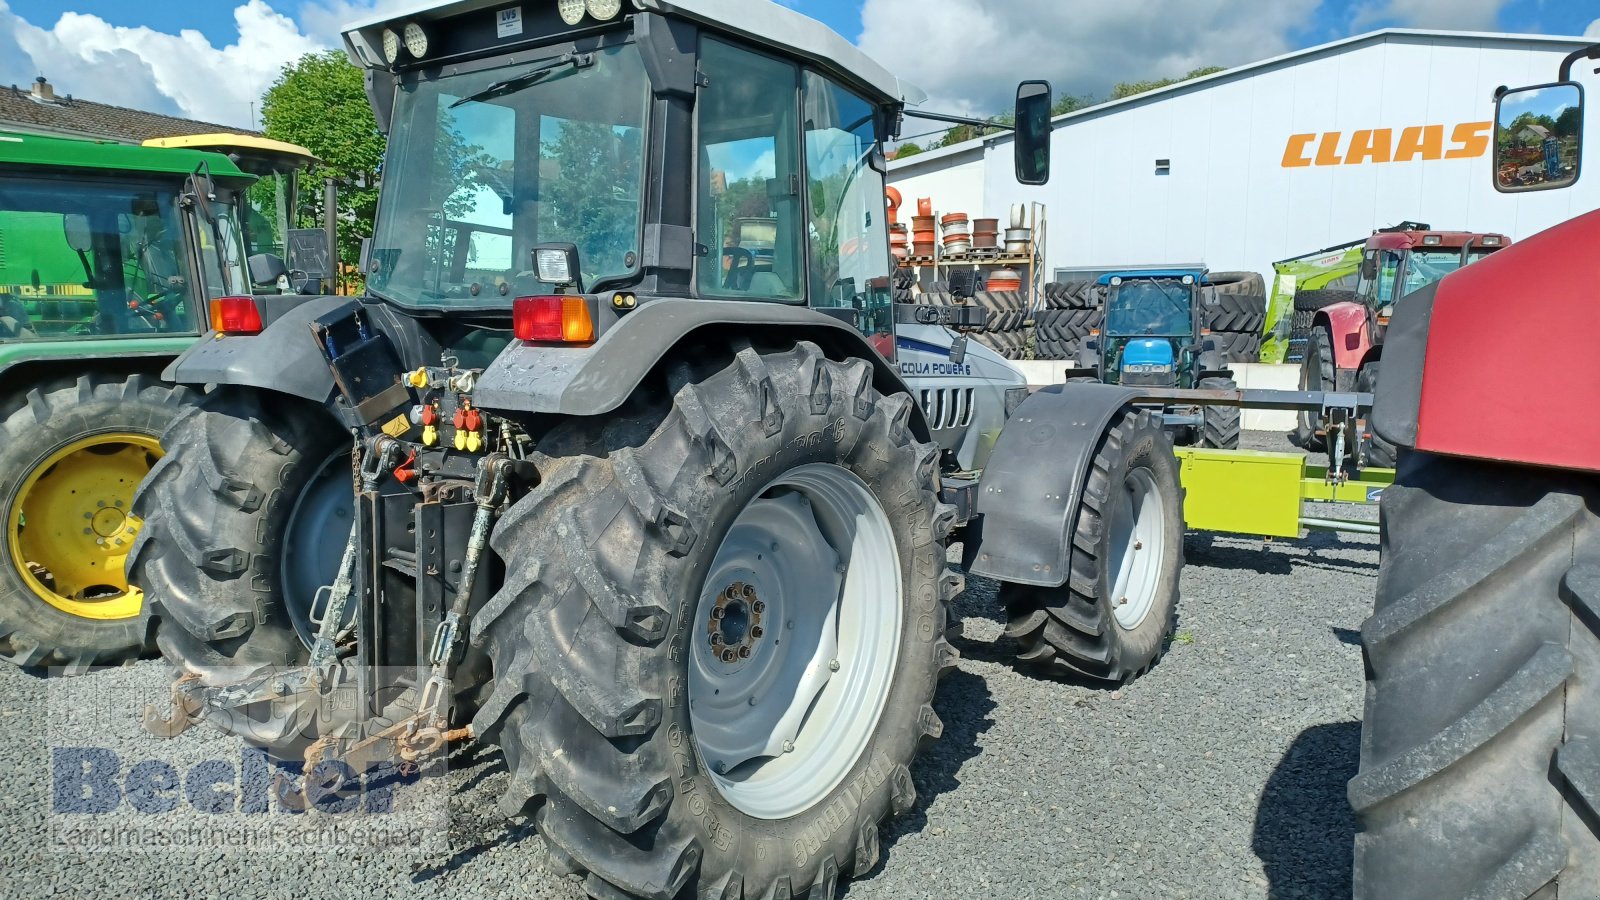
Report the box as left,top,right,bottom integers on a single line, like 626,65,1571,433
448,52,594,109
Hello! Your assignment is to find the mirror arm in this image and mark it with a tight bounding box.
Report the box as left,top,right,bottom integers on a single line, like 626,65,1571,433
1559,43,1600,83
904,110,1015,132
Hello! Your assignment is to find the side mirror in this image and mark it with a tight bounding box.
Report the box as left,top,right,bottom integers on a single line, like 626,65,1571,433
1361,255,1378,280
1494,81,1583,192
62,214,93,254
188,172,217,223
1014,80,1053,186
248,253,290,287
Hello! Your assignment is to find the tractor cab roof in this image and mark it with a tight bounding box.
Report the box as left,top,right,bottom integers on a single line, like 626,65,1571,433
1365,230,1510,251
1098,269,1205,285
142,134,321,172
340,0,925,109
0,130,253,182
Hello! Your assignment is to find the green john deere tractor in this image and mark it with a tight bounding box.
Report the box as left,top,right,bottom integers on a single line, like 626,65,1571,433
0,131,298,671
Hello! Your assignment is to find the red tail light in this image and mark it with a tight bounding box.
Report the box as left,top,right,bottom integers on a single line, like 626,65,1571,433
513,296,594,343
209,296,263,335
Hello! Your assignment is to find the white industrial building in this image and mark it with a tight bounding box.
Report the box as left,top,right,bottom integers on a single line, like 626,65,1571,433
889,29,1598,286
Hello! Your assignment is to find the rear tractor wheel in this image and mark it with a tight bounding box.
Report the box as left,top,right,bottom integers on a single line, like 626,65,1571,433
471,342,961,899
128,389,352,745
1003,408,1184,682
0,373,194,672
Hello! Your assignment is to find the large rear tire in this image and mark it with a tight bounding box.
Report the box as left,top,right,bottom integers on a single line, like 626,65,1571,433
128,389,351,743
471,341,960,899
0,373,193,672
1002,409,1184,683
1292,324,1335,452
1357,362,1397,469
1350,452,1600,898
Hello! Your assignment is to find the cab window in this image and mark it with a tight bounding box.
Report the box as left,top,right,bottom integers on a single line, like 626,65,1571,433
695,38,804,300
803,71,891,337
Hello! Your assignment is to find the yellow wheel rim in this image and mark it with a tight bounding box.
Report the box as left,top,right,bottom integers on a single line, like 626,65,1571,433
5,433,162,620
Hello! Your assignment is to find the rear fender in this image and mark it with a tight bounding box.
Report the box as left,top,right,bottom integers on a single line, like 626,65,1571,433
967,383,1144,587
163,295,353,403
474,298,931,440
1314,303,1373,372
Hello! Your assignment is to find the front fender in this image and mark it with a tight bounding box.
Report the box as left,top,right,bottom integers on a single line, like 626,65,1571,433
163,295,353,403
474,298,931,440
967,383,1145,587
1314,302,1374,372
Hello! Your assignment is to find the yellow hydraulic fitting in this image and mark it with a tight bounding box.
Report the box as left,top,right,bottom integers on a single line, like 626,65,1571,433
408,368,430,388
422,425,439,447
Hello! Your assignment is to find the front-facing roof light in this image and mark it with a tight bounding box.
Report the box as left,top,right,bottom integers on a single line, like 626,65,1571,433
558,0,587,25
586,0,623,19
402,22,429,58
381,28,401,64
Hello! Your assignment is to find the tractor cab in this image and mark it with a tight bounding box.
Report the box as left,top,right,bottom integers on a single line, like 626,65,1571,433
1065,269,1240,448
1354,224,1509,318
0,132,255,341
338,1,1048,344
1080,270,1208,388
143,135,325,292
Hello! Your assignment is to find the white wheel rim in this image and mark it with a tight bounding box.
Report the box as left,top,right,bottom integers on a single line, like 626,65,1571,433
689,463,902,820
1107,467,1165,631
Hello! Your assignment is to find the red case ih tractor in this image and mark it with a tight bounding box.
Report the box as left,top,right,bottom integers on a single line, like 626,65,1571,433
1352,43,1600,899
1293,225,1508,464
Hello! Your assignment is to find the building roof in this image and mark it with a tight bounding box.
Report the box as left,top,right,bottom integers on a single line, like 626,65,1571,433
892,28,1597,173
0,130,253,182
341,0,925,106
0,77,256,145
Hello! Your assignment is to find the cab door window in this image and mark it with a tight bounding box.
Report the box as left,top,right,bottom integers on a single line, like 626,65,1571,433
695,38,803,300
802,71,891,338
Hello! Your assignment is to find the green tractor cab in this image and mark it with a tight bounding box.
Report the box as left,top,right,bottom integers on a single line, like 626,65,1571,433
0,131,264,671
1064,269,1241,448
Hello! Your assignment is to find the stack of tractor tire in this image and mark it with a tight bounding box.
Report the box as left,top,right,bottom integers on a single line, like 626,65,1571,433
1202,271,1267,363
1284,283,1360,362
973,290,1028,359
1034,280,1106,360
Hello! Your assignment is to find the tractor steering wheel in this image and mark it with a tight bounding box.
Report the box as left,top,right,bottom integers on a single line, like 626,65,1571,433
722,247,755,291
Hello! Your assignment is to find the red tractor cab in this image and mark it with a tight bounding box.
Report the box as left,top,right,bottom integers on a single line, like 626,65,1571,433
1292,225,1509,461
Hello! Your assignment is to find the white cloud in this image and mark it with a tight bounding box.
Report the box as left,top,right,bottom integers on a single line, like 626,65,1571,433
0,0,320,129
296,0,415,47
860,0,1321,121
1587,18,1600,38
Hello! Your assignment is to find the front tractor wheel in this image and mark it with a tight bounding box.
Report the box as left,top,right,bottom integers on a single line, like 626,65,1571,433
0,374,194,672
472,342,961,899
1351,452,1600,898
1003,408,1184,683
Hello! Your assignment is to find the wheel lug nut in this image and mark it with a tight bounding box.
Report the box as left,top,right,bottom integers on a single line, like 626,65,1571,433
1135,541,1144,550
782,740,795,753
751,626,764,639
1118,597,1129,605
742,585,754,599
829,659,840,672
714,761,726,774
748,696,757,706
721,649,737,663
711,634,724,647
712,607,726,620
752,600,766,613
738,646,752,659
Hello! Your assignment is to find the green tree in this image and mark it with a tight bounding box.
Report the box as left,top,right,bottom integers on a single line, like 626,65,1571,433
1052,93,1095,115
261,50,385,274
893,141,926,159
1555,105,1582,138
540,120,643,277
1110,66,1226,100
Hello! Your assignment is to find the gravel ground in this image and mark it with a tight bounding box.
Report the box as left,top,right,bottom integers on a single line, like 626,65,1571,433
1,430,1377,899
